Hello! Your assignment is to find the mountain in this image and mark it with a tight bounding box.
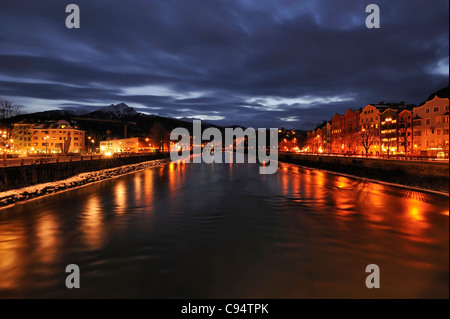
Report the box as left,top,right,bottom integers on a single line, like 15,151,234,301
10,103,225,140
84,103,138,120
12,109,79,120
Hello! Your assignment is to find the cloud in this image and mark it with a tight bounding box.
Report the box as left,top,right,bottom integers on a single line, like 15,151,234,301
280,116,300,122
0,0,448,129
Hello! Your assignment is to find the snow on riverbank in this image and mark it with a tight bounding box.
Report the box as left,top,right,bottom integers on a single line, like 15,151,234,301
0,158,170,208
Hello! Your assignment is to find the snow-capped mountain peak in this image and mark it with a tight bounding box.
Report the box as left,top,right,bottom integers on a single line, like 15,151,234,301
91,103,138,119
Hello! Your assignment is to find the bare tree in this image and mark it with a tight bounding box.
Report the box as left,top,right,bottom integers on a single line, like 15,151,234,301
63,132,72,154
150,122,169,152
1,98,23,161
0,98,22,136
0,98,22,120
397,123,409,154
359,128,379,156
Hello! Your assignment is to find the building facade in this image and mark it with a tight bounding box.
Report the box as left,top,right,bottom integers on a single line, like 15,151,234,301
305,95,448,158
100,137,155,154
331,113,345,153
412,96,449,157
343,108,360,154
11,122,33,154
31,120,85,154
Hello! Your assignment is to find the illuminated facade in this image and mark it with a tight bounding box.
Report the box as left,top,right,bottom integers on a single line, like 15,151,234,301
305,97,450,158
100,137,155,154
343,108,360,154
380,108,398,155
412,96,449,157
398,109,413,154
359,104,381,155
31,120,85,154
8,120,85,154
331,113,345,153
10,122,33,154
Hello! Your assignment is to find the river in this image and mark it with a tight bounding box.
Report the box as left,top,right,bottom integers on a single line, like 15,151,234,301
0,158,448,298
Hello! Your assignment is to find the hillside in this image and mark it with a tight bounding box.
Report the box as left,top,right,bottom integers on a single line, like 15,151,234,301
10,103,224,141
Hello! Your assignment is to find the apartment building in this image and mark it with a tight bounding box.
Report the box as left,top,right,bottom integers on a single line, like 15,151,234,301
343,108,360,154
413,96,449,157
331,113,345,153
31,120,85,154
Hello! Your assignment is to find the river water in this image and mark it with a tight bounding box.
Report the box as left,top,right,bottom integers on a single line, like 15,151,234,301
0,158,448,298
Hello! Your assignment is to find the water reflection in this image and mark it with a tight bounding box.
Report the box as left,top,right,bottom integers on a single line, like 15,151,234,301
0,225,26,290
36,213,59,264
114,181,127,213
0,160,448,298
81,195,104,250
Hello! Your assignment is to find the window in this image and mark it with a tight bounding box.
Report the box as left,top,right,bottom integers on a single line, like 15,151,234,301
444,129,449,135
444,116,449,123
426,109,430,113
426,119,430,125
436,117,441,124
437,129,441,135
434,107,439,112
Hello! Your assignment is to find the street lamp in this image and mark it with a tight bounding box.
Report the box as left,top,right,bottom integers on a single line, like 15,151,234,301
43,136,49,154
91,139,95,154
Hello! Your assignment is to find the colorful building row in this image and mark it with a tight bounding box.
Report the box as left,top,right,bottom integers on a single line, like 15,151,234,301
306,96,449,157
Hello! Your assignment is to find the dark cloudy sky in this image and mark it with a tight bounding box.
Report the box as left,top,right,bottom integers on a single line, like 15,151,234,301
0,0,448,129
